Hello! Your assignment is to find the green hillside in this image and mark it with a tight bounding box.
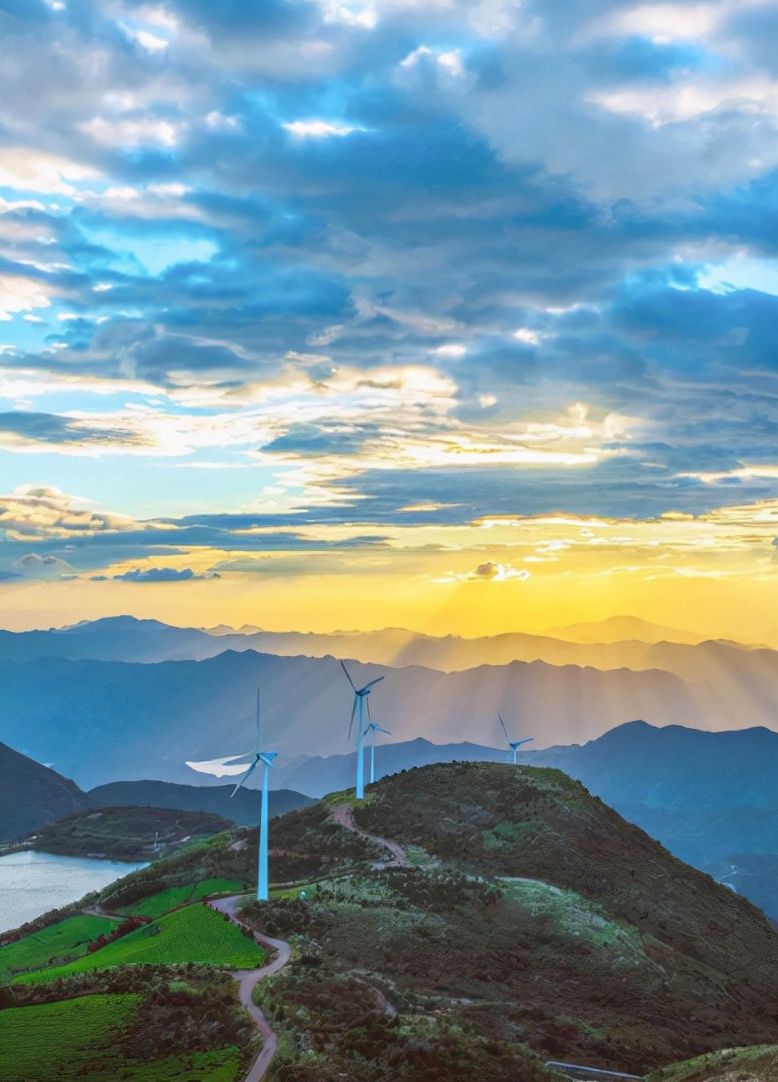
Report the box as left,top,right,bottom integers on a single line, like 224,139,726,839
2,762,776,1081
14,904,265,984
0,914,118,983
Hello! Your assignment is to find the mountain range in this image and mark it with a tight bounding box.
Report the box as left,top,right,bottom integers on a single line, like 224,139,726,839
0,742,314,844
1,646,774,794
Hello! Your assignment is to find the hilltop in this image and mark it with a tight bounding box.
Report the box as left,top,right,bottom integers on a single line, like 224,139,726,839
4,761,774,1080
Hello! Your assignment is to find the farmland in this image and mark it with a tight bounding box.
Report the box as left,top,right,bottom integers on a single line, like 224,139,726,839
14,904,265,984
119,878,244,919
0,988,246,1081
0,914,119,983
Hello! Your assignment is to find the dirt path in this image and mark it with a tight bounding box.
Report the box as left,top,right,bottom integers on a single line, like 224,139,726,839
330,803,409,867
208,895,291,1082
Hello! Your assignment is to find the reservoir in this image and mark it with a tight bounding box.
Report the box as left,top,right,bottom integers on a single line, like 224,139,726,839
0,850,148,934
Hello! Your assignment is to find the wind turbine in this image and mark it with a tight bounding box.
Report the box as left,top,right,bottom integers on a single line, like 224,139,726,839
185,687,277,901
498,714,534,765
364,719,392,785
340,660,383,799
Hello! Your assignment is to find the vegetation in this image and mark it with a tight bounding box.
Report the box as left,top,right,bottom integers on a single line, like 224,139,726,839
3,762,777,1080
1,968,256,1081
0,914,119,984
254,962,560,1082
119,878,244,919
27,805,234,860
14,904,265,984
0,993,142,1081
647,1045,778,1082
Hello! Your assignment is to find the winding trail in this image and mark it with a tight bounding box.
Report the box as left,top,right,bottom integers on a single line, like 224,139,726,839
208,895,291,1082
330,803,409,867
203,807,406,1079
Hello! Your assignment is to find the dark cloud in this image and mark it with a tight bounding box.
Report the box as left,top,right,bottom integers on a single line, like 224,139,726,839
92,566,217,583
0,412,146,447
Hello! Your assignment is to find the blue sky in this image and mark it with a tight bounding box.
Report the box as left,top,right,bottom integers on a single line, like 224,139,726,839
0,0,776,634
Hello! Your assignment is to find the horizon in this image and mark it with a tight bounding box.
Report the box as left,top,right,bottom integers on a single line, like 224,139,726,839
2,609,777,649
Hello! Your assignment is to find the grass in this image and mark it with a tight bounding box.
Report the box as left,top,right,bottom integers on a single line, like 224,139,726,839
14,904,266,984
0,994,242,1081
119,878,244,919
0,914,119,984
0,993,140,1080
498,877,646,965
646,1045,778,1082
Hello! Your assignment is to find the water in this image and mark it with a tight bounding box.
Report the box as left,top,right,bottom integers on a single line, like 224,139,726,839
0,851,148,934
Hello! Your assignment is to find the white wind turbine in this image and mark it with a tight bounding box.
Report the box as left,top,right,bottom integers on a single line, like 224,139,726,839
185,687,277,901
364,719,392,785
498,713,534,765
340,660,384,799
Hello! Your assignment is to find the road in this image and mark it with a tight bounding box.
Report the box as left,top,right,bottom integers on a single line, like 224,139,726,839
208,895,291,1082
330,802,409,867
204,808,408,1079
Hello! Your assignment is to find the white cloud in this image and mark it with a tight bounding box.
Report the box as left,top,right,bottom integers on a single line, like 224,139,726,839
81,117,180,148
0,276,54,321
283,119,357,138
0,149,99,196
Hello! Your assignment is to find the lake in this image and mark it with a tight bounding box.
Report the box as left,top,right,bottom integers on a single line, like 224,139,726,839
0,851,148,934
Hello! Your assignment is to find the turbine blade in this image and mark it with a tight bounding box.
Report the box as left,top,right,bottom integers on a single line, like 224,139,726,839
185,753,253,778
360,676,385,692
498,714,510,744
376,725,392,735
258,688,265,757
340,659,357,692
348,697,358,741
516,737,534,747
230,758,259,796
366,696,372,725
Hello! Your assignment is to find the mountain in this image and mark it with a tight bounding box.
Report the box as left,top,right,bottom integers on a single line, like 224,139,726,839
1,649,772,791
538,615,708,644
0,743,91,842
25,805,234,861
88,779,315,825
3,619,774,736
71,763,778,1073
272,724,778,920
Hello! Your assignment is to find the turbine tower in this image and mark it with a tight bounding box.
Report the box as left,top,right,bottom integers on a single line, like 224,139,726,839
340,660,384,799
498,713,534,765
364,719,392,785
185,687,277,901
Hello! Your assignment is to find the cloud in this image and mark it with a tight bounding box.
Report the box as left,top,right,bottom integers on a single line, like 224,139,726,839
91,566,219,583
10,552,75,580
0,0,775,542
435,561,532,583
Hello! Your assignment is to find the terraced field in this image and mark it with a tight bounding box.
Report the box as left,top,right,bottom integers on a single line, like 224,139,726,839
119,877,243,919
0,993,242,1081
0,914,119,983
13,904,265,984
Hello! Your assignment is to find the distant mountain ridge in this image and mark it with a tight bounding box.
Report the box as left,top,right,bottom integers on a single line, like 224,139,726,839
4,647,769,792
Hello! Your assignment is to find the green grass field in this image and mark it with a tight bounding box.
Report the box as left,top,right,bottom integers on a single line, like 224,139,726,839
0,914,119,984
14,904,266,984
119,878,244,919
0,994,242,1081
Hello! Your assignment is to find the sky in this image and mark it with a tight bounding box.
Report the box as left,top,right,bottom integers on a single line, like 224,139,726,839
0,0,776,640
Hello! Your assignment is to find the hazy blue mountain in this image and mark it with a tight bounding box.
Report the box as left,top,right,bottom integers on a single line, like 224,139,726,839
2,617,774,734
88,779,314,825
0,649,738,789
0,742,91,842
